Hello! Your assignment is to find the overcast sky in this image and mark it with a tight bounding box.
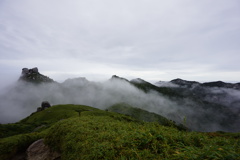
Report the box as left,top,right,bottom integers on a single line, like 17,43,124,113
0,0,240,89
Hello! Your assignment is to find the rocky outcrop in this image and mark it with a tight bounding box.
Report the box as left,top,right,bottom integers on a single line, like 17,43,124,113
22,67,39,74
37,101,51,112
19,67,54,83
41,101,51,109
27,139,60,160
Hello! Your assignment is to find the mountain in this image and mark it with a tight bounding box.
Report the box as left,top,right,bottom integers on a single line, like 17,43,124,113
168,78,240,90
130,77,240,132
165,78,240,113
0,68,239,132
0,68,240,159
19,67,54,83
202,81,240,89
110,75,129,82
130,78,183,98
170,78,200,88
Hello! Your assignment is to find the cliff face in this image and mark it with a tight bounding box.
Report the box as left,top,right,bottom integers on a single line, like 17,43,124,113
19,67,54,83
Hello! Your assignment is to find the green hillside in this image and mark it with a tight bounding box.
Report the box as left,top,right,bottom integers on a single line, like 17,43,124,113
130,78,183,98
0,104,239,160
107,103,187,131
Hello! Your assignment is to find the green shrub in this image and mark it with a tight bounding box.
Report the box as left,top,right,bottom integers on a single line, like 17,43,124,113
0,132,45,160
0,123,35,138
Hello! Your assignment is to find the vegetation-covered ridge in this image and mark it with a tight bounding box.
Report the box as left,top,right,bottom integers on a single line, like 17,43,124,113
1,104,240,160
107,103,188,131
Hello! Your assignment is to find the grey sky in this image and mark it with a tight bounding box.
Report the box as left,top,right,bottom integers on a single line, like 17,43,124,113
0,0,240,88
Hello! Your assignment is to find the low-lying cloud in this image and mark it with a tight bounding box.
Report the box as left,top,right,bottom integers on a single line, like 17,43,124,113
0,77,239,132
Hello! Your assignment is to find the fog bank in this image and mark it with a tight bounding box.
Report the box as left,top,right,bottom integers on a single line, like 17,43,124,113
0,78,239,132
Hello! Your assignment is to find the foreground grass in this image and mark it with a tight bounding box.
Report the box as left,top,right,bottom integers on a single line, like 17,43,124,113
0,104,96,159
45,115,240,160
0,104,239,160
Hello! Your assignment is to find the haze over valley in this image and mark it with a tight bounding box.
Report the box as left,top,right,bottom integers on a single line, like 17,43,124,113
0,68,239,132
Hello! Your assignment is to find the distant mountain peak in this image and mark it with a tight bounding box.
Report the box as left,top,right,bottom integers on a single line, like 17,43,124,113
19,67,54,83
170,78,240,90
130,78,147,84
170,78,200,87
155,81,179,88
202,81,240,89
62,77,89,86
110,75,129,82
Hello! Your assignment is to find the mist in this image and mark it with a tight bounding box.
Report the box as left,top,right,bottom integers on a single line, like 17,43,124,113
0,77,239,132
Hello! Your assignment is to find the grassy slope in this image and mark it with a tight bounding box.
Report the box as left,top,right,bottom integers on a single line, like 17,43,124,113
46,116,240,160
0,104,240,160
107,103,187,131
0,104,97,139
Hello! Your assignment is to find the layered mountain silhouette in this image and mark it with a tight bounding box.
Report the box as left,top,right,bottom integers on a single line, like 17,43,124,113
0,67,239,132
170,78,240,89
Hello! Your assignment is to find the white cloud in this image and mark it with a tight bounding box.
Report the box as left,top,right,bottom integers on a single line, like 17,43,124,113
0,0,240,86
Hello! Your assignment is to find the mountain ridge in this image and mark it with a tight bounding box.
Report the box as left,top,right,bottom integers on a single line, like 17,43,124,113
0,67,239,132
19,67,240,90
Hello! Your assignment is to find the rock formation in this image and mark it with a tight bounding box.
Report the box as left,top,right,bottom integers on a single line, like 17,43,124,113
41,101,51,109
37,101,51,112
19,67,54,83
27,139,60,160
